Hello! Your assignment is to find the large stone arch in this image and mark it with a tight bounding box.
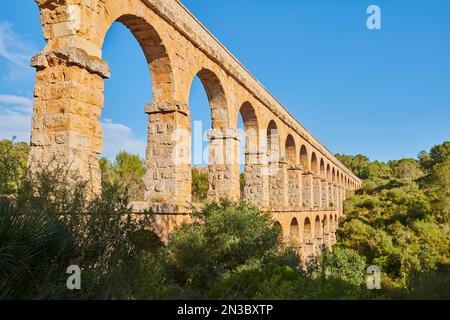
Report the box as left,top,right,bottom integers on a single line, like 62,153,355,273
266,120,280,162
187,68,238,201
99,14,175,103
299,144,309,170
239,102,259,153
240,102,269,206
30,0,190,204
311,152,319,175
285,134,296,166
320,158,325,178
191,68,229,130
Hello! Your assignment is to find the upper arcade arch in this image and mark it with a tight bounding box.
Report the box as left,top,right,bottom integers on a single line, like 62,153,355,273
239,102,260,153
311,152,319,175
300,145,309,170
320,158,325,178
267,120,280,162
285,134,297,166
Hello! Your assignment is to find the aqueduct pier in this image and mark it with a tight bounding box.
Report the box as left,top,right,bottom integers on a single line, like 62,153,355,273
30,0,361,259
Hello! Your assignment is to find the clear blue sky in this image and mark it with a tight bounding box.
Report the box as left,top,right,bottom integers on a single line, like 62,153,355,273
0,0,449,163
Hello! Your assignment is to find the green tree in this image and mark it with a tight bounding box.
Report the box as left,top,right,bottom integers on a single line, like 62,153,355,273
0,139,30,195
389,158,424,181
311,247,367,286
418,141,450,170
191,169,208,202
99,151,146,201
335,154,369,179
163,200,297,295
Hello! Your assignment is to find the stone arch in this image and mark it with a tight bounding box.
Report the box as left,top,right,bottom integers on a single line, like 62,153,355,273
323,215,329,235
98,12,175,104
314,215,322,239
239,102,259,153
311,152,319,175
289,218,300,245
98,12,177,202
303,217,312,242
193,68,229,129
332,167,336,183
285,134,296,166
320,158,325,178
300,145,309,170
267,120,280,161
335,214,338,228
326,163,331,180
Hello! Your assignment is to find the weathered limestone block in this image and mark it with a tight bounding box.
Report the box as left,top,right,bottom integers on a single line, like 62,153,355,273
313,176,322,209
328,182,335,209
321,179,328,209
207,128,241,202
288,166,303,208
334,184,340,212
29,47,108,194
268,159,288,208
144,101,191,207
31,48,110,78
339,186,345,214
302,172,314,210
243,151,269,208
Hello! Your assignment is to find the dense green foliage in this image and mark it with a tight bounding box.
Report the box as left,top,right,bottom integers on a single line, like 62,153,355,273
191,169,208,202
99,151,146,201
0,139,30,195
0,166,156,299
0,139,449,299
336,141,450,296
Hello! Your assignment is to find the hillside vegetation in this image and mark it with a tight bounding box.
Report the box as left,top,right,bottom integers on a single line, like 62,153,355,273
0,139,448,299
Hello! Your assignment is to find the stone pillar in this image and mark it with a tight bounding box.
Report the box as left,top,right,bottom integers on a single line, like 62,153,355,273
312,176,322,209
29,48,110,195
321,179,329,210
144,101,191,207
288,166,303,208
323,224,330,248
328,182,335,209
302,172,314,210
243,151,269,208
269,158,288,208
340,186,345,214
334,184,340,212
207,128,241,202
330,220,337,246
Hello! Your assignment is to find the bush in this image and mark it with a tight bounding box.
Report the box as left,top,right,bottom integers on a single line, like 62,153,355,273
191,169,208,202
162,200,298,296
0,139,30,195
310,247,367,286
0,167,158,299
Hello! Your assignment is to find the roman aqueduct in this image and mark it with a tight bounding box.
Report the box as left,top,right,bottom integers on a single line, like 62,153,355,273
30,0,361,260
